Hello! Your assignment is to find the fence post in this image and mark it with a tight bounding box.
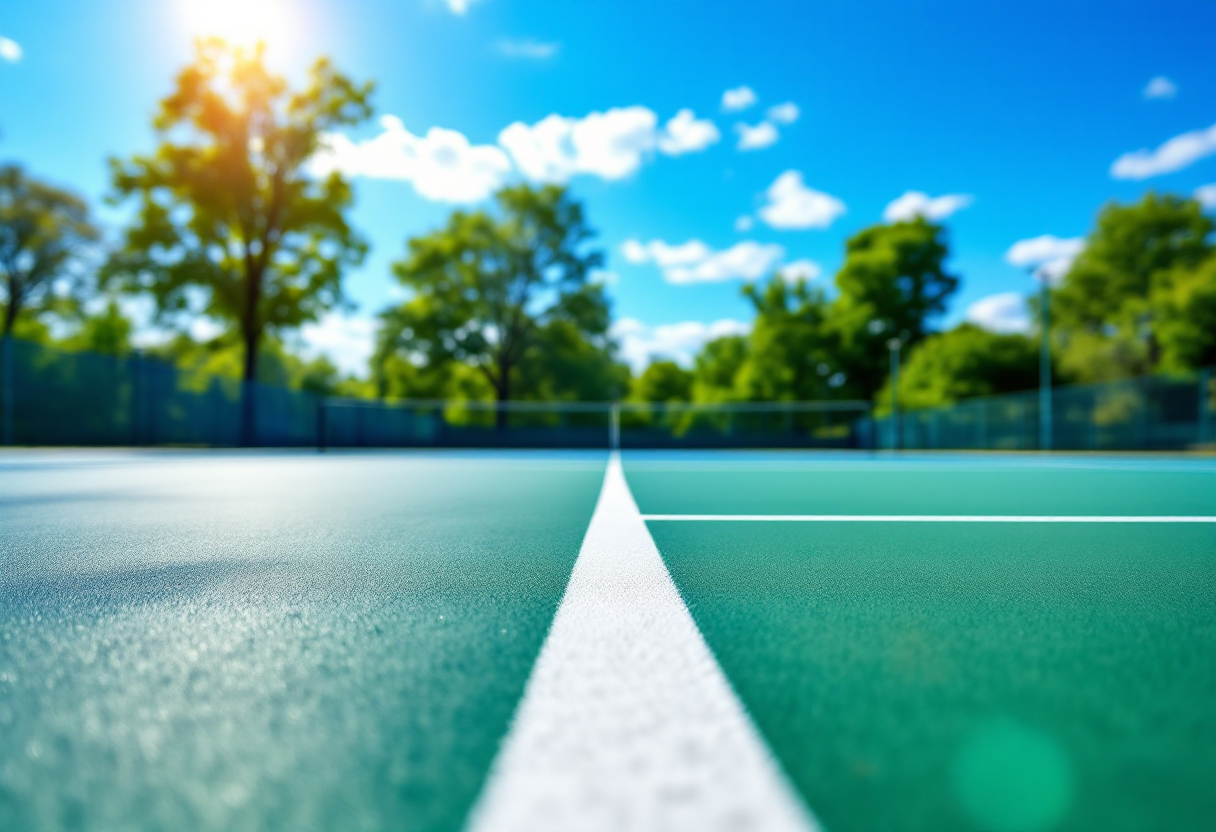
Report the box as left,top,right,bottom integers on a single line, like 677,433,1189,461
130,352,144,445
2,336,13,446
610,404,620,451
317,397,328,452
1199,368,1213,446
1139,377,1152,450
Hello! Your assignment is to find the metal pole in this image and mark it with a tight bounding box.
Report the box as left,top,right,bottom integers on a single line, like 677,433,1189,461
888,338,901,451
610,404,620,451
1,335,13,446
1199,368,1213,446
1038,274,1053,452
317,397,328,452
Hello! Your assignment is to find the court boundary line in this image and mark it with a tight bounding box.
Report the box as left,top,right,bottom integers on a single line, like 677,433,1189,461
643,514,1216,523
466,452,819,832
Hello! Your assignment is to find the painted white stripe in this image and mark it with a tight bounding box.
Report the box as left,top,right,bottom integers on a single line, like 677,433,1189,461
466,453,818,832
643,514,1216,523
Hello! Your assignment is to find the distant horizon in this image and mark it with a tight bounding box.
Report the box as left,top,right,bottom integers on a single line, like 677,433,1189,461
2,0,1214,376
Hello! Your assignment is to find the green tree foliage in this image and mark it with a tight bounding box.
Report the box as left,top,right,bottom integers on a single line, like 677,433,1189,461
827,218,959,398
735,275,840,401
877,323,1039,413
1053,193,1215,380
519,315,629,402
692,335,749,402
102,39,373,391
380,185,619,419
147,331,367,397
0,164,99,336
630,360,693,403
1153,254,1216,371
61,300,134,356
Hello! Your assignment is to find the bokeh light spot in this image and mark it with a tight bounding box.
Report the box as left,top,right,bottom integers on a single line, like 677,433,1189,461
952,718,1073,832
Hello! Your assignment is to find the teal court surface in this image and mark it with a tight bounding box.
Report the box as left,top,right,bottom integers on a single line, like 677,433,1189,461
1,450,1214,832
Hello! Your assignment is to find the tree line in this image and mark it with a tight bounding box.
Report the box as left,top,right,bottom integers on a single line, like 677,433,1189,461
3,41,1215,428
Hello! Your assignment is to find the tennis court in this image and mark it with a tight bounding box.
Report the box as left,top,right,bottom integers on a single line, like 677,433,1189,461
2,449,1214,832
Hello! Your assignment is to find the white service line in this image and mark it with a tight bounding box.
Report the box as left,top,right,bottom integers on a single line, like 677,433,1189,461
643,514,1216,523
466,453,819,832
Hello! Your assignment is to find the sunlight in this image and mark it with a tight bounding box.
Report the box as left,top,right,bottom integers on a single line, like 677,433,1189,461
177,0,301,51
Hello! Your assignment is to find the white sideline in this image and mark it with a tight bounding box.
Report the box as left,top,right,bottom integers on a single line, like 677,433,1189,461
465,453,819,832
642,514,1216,523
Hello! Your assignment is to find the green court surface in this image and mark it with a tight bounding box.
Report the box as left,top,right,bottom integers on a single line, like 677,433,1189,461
630,454,1216,832
0,452,605,832
2,450,1215,832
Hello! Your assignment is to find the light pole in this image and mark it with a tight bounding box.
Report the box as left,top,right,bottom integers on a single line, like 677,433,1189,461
1031,267,1052,451
888,337,901,450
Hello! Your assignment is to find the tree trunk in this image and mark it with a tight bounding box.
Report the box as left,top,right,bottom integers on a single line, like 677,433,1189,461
2,281,19,337
239,265,263,447
2,280,17,444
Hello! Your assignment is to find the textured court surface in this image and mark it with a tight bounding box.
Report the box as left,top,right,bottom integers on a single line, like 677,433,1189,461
0,452,604,832
2,450,1215,832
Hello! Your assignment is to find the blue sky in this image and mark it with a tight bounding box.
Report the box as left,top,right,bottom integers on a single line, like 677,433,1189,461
1,0,1214,374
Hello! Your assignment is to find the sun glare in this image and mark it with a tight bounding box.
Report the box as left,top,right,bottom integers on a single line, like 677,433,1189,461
178,0,302,51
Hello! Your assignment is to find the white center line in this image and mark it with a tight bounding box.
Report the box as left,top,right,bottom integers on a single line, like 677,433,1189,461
466,453,819,832
642,515,1216,522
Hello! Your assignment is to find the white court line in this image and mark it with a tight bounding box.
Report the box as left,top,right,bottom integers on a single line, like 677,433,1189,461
643,514,1216,522
466,453,819,832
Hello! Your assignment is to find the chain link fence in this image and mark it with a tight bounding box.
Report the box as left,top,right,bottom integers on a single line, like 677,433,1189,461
867,371,1214,451
0,338,870,449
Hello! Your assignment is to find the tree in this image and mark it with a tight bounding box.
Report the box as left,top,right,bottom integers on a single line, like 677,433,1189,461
62,300,134,356
735,274,840,401
1152,254,1216,371
381,185,607,424
691,335,749,402
827,218,959,399
0,164,99,337
630,360,693,403
876,323,1040,413
518,311,630,402
103,39,373,442
1052,193,1214,380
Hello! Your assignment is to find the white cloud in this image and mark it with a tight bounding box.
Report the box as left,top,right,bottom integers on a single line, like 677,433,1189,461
498,107,657,182
622,239,712,267
496,39,559,59
966,292,1031,334
734,215,754,232
721,86,757,112
300,313,378,378
1143,76,1177,100
882,191,973,223
736,121,779,151
316,105,718,200
1005,234,1085,283
444,0,480,14
311,115,511,203
779,259,821,283
1111,122,1216,179
669,241,785,284
612,317,751,371
766,102,799,124
0,36,20,62
622,238,786,284
499,106,717,183
657,109,720,155
757,171,846,230
1194,183,1216,209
